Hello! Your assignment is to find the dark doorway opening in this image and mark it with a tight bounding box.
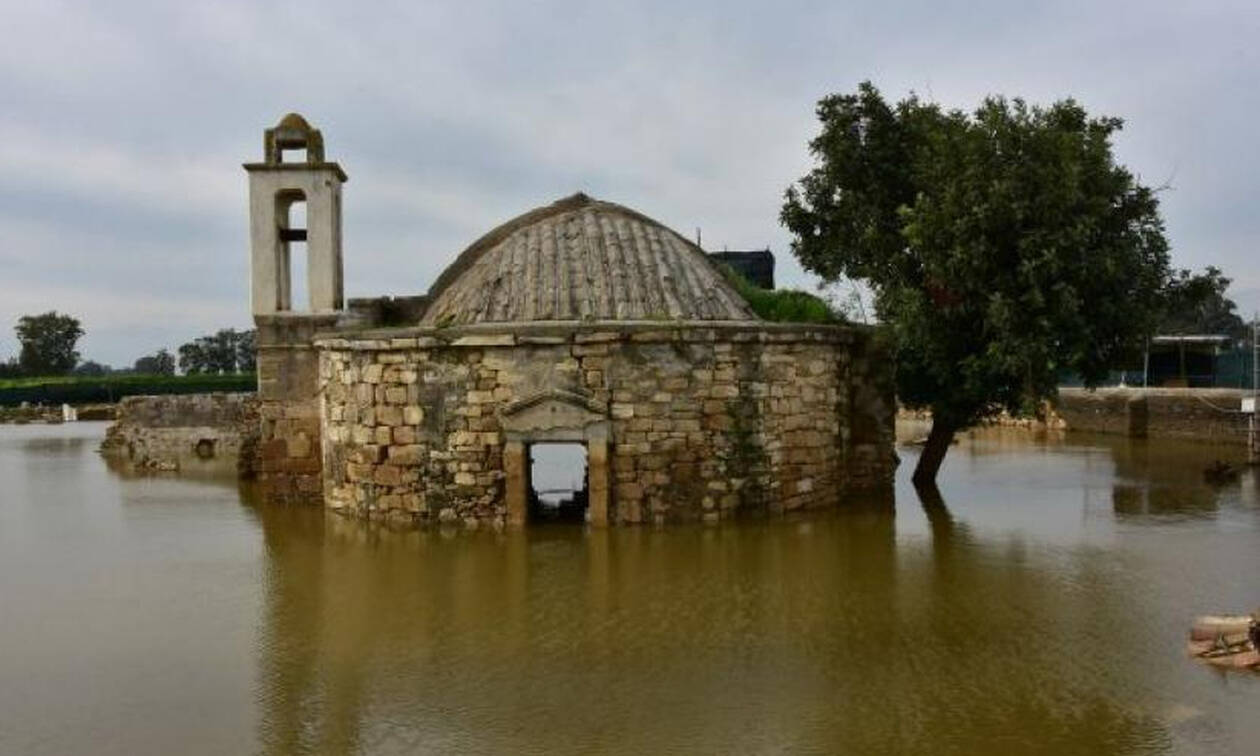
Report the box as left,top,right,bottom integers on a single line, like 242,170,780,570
528,443,588,523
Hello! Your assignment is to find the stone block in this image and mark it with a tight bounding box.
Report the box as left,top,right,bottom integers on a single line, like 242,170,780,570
287,431,312,458
355,445,387,464
374,465,403,486
453,334,515,347
387,445,424,465
575,331,621,344
377,405,403,426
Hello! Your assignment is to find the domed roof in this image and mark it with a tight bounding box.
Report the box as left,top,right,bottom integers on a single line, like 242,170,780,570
421,193,757,325
276,112,313,131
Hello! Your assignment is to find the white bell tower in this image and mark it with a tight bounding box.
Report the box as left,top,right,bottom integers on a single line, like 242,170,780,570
244,113,346,315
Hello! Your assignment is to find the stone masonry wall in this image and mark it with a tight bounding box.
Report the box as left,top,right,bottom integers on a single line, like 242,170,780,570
255,313,339,502
100,393,258,473
1056,387,1250,444
317,323,895,525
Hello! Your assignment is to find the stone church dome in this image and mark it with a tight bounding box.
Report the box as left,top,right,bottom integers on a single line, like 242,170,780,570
421,193,757,325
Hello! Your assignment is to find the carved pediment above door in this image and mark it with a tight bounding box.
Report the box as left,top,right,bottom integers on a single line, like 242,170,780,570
499,388,609,442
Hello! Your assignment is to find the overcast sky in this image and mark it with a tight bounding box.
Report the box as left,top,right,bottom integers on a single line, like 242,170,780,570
1,1,1257,367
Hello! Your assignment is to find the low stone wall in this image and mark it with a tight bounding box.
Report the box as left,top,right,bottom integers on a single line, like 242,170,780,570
316,321,895,526
0,403,115,424
1055,388,1250,444
0,405,63,424
100,393,259,472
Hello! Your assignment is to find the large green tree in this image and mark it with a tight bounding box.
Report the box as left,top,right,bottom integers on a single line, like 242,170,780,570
782,83,1170,485
15,311,85,376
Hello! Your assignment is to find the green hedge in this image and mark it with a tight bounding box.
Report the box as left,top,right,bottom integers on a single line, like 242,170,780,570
0,374,256,407
717,265,845,325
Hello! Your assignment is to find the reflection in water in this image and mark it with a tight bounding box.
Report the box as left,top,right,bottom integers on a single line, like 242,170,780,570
249,495,1175,755
16,434,92,454
1106,435,1236,518
101,448,243,483
4,422,1260,755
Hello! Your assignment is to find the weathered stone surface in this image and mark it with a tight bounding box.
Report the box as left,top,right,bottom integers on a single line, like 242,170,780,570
420,195,757,327
317,323,895,525
100,393,259,477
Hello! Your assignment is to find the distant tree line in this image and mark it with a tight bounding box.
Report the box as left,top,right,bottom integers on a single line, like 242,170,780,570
0,312,256,379
175,329,256,374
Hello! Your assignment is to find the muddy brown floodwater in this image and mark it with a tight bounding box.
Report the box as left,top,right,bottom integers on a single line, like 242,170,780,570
1,421,1259,755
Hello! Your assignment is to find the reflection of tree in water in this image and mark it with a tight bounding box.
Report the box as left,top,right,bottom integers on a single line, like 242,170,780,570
898,483,1170,755
250,493,1168,755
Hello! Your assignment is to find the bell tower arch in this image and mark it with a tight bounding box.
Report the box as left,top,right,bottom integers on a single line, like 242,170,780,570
245,113,346,314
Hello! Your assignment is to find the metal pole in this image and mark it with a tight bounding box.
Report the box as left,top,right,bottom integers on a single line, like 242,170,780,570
1143,339,1150,388
1251,314,1258,465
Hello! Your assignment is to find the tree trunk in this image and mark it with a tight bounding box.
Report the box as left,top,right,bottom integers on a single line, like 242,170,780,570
912,419,956,487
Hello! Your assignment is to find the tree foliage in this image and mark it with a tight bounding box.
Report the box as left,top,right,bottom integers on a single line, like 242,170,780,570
133,348,177,376
1160,266,1248,342
71,360,111,377
15,311,85,376
782,82,1170,484
718,265,844,324
177,329,256,374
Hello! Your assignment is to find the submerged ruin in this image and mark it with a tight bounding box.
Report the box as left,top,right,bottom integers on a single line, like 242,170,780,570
114,114,898,525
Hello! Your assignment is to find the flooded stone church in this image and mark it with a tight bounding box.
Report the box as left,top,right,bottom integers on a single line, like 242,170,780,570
246,114,895,525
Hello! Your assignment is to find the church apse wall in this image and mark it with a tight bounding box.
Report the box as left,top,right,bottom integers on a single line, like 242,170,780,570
318,322,894,526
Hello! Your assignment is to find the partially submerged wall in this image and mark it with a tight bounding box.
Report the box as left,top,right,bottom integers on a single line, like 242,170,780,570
100,393,259,472
317,322,895,526
254,314,339,502
1055,388,1250,444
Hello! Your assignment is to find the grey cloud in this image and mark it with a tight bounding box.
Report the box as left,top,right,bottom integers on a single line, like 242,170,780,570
2,0,1258,365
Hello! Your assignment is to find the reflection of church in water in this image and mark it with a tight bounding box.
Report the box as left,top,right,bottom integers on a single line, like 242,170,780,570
248,500,898,753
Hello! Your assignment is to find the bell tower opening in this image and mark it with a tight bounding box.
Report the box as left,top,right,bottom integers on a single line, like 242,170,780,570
275,192,308,311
